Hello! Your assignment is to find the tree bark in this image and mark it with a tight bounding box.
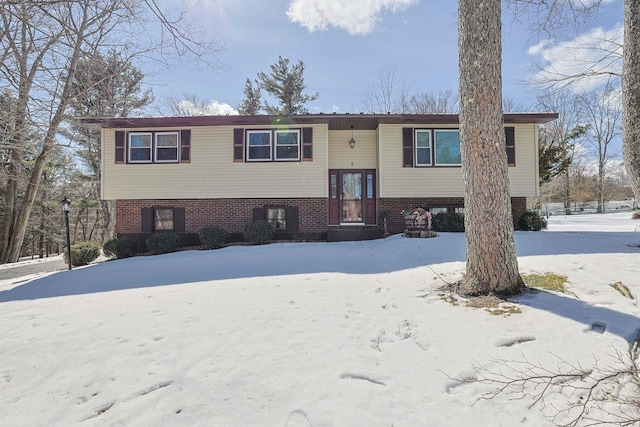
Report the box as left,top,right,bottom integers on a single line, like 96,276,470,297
458,0,524,296
622,0,640,200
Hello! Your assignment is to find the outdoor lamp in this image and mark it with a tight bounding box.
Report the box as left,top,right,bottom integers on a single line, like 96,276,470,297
349,125,356,149
61,197,72,270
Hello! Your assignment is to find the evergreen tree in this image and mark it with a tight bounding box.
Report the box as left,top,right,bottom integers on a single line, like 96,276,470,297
237,78,262,115
65,50,153,243
256,56,319,115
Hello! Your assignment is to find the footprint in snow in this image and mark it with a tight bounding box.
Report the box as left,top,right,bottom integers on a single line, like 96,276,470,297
285,409,312,427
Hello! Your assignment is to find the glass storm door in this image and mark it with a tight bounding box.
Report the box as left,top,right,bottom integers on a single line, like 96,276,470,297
341,172,363,223
329,169,376,225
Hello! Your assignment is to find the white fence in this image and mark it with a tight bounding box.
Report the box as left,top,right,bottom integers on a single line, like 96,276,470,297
541,200,637,216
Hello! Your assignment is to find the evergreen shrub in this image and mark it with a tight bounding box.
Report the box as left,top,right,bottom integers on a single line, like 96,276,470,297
244,220,275,245
103,237,137,259
519,211,547,231
146,232,180,254
432,211,465,232
199,226,228,249
65,242,101,266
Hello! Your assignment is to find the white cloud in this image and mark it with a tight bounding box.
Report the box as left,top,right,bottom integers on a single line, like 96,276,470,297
286,0,419,35
175,99,238,116
527,24,623,93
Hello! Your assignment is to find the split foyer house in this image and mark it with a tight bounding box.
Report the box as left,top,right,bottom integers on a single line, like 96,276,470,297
83,112,557,245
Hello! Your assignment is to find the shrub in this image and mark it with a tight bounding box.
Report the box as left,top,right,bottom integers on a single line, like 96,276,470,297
64,241,101,266
145,232,180,254
199,226,228,249
632,211,640,220
244,220,275,245
103,237,137,259
519,211,547,231
432,211,465,232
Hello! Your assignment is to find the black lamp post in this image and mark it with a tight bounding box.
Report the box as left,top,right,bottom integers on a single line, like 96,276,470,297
61,197,72,270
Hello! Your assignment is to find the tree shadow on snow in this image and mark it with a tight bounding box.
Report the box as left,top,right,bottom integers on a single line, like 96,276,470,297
0,231,638,303
517,290,640,343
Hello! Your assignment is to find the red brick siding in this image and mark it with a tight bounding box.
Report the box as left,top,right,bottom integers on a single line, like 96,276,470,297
511,197,527,229
116,196,528,237
116,198,327,235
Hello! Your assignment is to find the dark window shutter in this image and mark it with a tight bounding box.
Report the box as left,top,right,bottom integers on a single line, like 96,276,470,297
302,127,313,161
252,207,266,221
173,207,185,232
180,130,191,163
402,128,414,167
286,207,299,232
115,131,125,164
233,128,244,162
141,207,153,233
505,127,515,166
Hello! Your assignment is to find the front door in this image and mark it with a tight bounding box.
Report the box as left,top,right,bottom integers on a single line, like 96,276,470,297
329,169,376,225
341,172,363,223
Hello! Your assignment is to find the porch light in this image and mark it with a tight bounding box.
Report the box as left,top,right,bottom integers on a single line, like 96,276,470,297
349,125,356,149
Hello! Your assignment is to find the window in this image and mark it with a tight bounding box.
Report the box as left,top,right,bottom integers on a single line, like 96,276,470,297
155,132,179,162
245,129,301,162
125,131,184,164
267,208,287,230
275,129,300,160
415,130,432,166
129,133,152,163
430,207,448,215
434,130,461,166
505,127,516,166
154,208,174,231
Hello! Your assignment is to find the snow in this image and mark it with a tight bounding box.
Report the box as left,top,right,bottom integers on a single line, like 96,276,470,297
1,212,639,426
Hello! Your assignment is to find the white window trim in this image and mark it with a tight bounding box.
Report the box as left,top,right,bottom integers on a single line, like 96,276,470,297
434,129,462,166
274,129,301,161
128,132,152,163
246,130,273,162
414,129,432,166
154,131,179,163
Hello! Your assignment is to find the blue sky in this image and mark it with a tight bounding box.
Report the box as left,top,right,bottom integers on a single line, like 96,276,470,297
150,0,623,115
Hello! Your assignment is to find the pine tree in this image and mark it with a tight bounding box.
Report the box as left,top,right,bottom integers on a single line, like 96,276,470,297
237,78,262,115
256,56,319,115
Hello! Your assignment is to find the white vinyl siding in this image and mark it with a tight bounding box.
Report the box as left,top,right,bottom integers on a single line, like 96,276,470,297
327,129,377,169
102,125,328,200
378,123,538,198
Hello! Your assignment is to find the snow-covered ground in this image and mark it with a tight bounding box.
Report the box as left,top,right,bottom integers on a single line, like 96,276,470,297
1,212,639,426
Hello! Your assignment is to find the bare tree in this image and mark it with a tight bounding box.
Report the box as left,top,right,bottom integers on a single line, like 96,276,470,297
407,90,459,113
360,65,411,113
535,89,589,213
505,1,640,201
0,0,223,264
578,81,622,213
458,0,524,296
159,93,235,116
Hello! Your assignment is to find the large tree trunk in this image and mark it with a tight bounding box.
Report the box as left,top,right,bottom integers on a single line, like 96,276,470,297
458,0,524,296
622,0,640,200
